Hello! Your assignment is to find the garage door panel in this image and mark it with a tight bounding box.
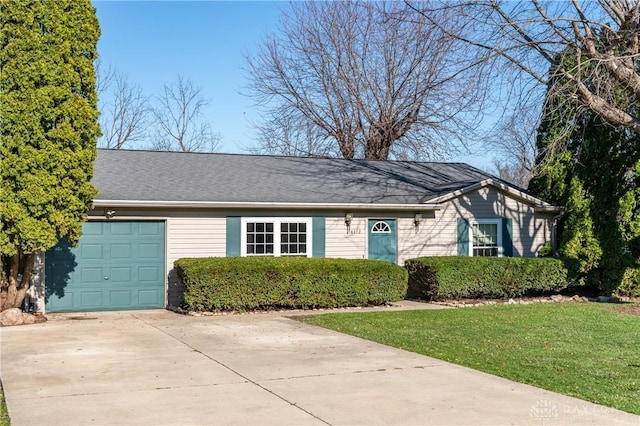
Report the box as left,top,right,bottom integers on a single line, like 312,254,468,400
109,267,132,283
110,243,132,258
138,289,162,305
46,221,165,312
110,290,132,307
47,291,76,310
46,242,76,261
139,222,162,235
80,267,104,284
83,222,105,235
45,259,76,282
138,243,161,258
80,291,104,308
138,266,160,282
110,222,132,235
81,244,104,260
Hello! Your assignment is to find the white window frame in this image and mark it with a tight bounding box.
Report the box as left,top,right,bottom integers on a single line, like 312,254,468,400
240,217,313,257
469,219,503,257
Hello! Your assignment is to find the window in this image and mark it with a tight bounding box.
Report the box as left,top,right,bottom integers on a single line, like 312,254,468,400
246,222,274,255
371,221,391,233
280,222,307,255
242,218,311,257
471,220,502,257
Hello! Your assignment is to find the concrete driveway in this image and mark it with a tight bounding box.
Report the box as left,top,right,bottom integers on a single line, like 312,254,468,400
1,308,638,426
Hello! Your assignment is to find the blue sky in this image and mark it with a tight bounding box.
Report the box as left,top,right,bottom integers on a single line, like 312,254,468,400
95,1,284,153
94,1,492,169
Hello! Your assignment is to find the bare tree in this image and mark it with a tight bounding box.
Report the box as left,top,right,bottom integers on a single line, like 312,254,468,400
95,59,115,97
246,1,486,160
247,113,339,158
489,111,539,187
151,76,221,153
99,71,150,149
408,1,640,136
492,158,532,188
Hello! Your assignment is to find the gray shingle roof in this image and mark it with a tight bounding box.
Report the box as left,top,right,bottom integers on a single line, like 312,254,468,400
93,149,500,205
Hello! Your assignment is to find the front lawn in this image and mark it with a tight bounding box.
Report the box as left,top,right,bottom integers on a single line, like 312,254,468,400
299,303,640,415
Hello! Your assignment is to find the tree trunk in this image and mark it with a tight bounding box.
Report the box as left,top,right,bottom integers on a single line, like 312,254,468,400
0,252,35,312
0,256,7,309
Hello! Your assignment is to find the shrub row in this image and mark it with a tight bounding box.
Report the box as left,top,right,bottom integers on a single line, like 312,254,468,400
175,257,408,312
405,256,568,300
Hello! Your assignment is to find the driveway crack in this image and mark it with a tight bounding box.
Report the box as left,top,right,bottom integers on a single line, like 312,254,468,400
258,364,439,383
136,315,332,426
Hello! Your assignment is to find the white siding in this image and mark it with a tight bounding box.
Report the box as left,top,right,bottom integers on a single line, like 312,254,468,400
395,187,554,264
166,217,226,266
325,217,367,259
397,217,449,264
449,187,553,257
229,187,554,265
166,217,226,306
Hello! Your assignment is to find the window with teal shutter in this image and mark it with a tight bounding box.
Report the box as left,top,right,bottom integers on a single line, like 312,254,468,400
226,217,241,257
228,216,325,258
502,218,513,257
461,217,515,257
457,218,470,256
312,216,325,257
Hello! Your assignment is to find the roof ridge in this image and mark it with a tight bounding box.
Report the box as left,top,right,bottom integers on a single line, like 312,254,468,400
96,148,482,166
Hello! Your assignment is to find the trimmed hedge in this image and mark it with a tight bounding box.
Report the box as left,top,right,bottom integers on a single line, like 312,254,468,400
175,257,408,312
405,256,568,300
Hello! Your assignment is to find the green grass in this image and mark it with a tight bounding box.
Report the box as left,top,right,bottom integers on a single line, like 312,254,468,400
0,380,9,426
299,303,640,415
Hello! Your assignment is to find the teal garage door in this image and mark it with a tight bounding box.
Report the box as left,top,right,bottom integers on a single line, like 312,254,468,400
45,221,166,312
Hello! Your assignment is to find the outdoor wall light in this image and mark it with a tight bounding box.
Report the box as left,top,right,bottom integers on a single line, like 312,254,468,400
414,213,422,228
105,209,116,220
345,212,353,233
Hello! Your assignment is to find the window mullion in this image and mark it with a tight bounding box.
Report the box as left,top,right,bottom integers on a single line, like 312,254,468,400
274,219,281,256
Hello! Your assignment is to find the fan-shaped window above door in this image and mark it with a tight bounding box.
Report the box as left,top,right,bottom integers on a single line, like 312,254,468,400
371,221,391,233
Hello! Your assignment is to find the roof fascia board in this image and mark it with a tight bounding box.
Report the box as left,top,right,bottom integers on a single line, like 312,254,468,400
93,199,441,211
428,180,486,204
428,179,562,211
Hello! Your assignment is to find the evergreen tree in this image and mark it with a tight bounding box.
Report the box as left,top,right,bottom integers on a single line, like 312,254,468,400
530,55,640,294
0,0,100,310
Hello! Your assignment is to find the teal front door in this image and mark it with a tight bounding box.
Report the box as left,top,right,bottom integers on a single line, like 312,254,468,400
368,219,397,263
45,221,166,312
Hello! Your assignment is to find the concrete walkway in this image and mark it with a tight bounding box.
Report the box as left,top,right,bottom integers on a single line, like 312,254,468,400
1,306,638,426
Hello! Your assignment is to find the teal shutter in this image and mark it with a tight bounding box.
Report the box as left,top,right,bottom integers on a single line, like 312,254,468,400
226,216,241,257
502,218,513,257
312,216,325,257
457,218,470,256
